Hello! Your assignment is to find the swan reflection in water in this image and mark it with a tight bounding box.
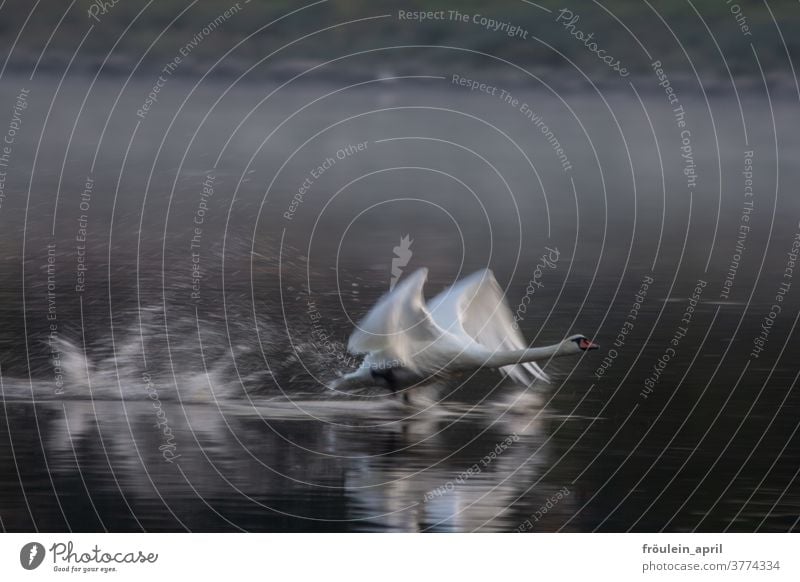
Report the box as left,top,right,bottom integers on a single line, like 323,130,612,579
3,390,578,532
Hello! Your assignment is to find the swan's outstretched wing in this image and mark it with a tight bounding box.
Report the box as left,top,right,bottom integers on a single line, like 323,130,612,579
347,268,458,373
427,269,549,384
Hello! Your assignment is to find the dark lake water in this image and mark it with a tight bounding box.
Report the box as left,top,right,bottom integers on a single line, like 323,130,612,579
0,73,798,531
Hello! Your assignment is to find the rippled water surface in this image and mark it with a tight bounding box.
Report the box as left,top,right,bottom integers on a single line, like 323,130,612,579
0,75,798,531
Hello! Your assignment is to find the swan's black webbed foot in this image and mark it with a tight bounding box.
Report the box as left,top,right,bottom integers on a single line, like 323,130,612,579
371,368,399,393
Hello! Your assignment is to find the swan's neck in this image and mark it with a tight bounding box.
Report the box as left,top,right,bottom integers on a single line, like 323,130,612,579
483,341,572,368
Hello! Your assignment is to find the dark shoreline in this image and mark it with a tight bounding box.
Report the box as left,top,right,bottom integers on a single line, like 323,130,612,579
4,56,798,97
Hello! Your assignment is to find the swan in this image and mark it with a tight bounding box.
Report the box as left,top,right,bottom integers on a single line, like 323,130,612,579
330,268,597,400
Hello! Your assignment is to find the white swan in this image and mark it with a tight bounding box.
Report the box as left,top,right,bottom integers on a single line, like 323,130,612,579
330,268,597,399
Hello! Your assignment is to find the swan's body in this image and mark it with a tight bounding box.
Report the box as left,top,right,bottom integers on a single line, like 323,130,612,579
331,268,597,397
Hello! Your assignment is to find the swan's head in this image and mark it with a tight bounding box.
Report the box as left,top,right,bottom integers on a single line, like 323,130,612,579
566,334,599,352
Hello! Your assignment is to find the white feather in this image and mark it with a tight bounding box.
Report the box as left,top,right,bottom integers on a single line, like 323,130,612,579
347,268,549,383
427,269,549,383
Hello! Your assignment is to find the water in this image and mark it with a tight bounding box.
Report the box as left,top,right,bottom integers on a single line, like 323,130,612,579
0,73,798,531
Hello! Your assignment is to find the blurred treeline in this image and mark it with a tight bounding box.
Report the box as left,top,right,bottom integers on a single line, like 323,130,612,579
1,0,797,79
